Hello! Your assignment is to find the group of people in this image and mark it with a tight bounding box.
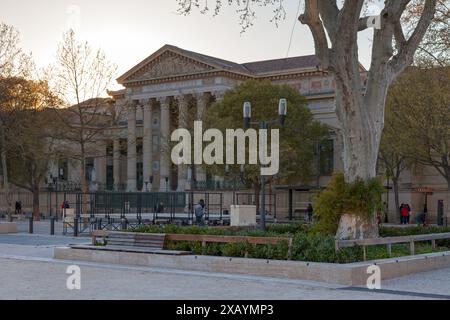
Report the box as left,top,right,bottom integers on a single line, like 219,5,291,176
400,203,428,226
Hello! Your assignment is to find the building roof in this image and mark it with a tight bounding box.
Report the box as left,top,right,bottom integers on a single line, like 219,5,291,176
242,55,320,74
117,44,328,85
169,45,252,75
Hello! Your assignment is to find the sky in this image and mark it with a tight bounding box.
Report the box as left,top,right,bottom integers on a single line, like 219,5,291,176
0,0,379,81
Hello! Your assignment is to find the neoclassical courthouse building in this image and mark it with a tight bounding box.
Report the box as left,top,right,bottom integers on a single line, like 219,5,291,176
8,44,449,220
80,44,344,194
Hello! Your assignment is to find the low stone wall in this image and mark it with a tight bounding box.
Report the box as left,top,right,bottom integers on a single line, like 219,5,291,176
0,222,18,234
54,247,450,286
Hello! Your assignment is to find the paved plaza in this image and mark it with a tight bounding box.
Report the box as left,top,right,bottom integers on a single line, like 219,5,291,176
0,222,449,300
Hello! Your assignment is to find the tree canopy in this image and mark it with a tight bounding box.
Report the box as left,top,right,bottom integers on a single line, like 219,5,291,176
384,64,450,189
204,80,329,187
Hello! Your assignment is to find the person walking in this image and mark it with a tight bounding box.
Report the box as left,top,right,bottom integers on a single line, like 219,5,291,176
306,203,314,223
194,199,206,226
15,201,22,215
401,204,409,225
406,204,411,224
416,205,427,227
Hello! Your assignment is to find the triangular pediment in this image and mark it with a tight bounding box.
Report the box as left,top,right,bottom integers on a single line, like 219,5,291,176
118,46,219,84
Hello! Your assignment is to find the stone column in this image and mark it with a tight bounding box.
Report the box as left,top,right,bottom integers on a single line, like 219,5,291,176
176,94,190,191
113,139,121,190
212,92,224,186
195,92,210,184
159,97,171,192
127,101,138,192
95,140,107,188
142,99,153,191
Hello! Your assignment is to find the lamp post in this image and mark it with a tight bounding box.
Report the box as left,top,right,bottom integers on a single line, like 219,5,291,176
243,99,287,230
52,176,58,220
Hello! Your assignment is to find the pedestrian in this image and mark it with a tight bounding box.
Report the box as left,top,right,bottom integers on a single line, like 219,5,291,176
376,210,382,227
307,203,313,222
401,204,409,225
399,203,404,224
155,202,164,213
194,199,205,226
406,204,411,224
422,204,428,226
61,201,70,209
15,201,22,215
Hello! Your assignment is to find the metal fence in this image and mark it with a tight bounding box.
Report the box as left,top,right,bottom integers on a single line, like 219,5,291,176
60,191,226,236
236,192,278,218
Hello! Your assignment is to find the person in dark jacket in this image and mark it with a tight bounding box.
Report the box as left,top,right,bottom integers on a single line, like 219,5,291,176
15,201,22,215
306,203,314,222
194,199,205,225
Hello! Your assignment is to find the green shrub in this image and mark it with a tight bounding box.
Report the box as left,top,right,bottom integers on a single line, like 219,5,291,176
249,241,289,260
312,172,384,236
291,232,363,263
380,226,450,237
222,242,251,258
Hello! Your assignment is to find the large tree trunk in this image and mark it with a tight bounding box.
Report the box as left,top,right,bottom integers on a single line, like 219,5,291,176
32,187,40,220
333,54,388,239
0,128,13,222
80,153,88,194
393,178,401,224
447,180,450,220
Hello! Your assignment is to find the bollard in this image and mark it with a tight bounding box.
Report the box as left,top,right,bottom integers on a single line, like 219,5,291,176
74,217,79,237
28,216,34,234
121,218,128,230
50,217,55,235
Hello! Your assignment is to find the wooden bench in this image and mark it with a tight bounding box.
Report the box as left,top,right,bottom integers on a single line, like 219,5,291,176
70,230,191,256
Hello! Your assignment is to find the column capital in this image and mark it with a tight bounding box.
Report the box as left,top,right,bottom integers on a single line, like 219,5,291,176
158,96,171,110
140,98,154,111
127,99,139,114
194,92,211,103
212,91,225,102
175,94,191,104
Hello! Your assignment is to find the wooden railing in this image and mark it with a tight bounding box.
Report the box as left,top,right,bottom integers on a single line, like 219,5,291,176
335,232,450,261
91,230,293,259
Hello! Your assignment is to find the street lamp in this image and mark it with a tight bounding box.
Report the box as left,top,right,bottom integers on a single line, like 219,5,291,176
243,99,287,230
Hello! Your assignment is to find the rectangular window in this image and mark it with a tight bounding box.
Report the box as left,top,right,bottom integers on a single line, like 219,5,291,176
106,141,113,157
59,158,69,181
153,117,160,128
120,139,127,156
85,158,94,182
320,140,334,176
152,135,160,152
136,138,143,155
137,162,143,191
